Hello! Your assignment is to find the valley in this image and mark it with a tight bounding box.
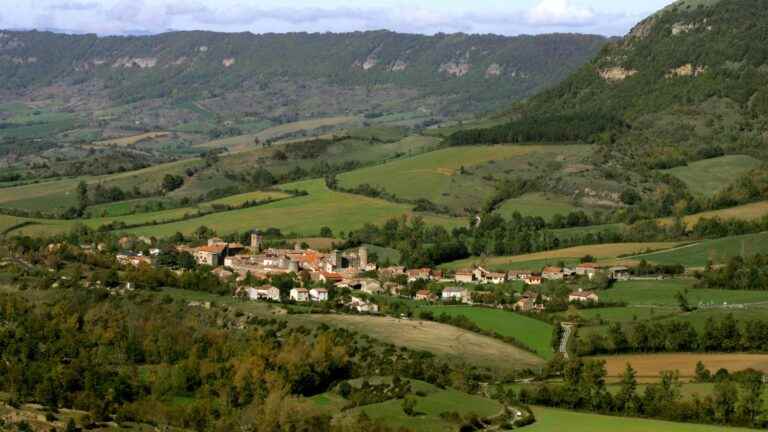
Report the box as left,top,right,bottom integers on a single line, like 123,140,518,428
3,0,768,431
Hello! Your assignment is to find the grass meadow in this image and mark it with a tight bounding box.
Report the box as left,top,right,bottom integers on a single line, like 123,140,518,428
663,155,761,197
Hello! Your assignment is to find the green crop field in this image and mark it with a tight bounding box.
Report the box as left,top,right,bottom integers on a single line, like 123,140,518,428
528,407,749,431
633,232,768,267
441,242,682,271
663,155,762,197
600,279,768,306
495,192,583,219
417,305,554,359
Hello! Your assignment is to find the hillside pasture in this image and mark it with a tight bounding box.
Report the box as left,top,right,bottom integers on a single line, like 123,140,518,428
344,386,502,432
337,144,593,214
291,313,544,371
495,193,583,219
528,407,750,432
633,232,768,267
663,155,761,197
416,305,554,359
441,242,683,271
0,158,202,211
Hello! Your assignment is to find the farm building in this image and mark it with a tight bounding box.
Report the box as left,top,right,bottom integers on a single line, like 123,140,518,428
415,290,436,301
195,244,227,266
514,297,544,313
608,266,631,281
454,269,475,284
575,263,601,279
542,267,564,280
568,289,599,303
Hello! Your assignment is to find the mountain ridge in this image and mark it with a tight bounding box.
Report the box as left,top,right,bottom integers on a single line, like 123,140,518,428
0,29,608,116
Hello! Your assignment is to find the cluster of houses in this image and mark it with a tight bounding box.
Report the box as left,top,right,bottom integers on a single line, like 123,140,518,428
451,264,630,286
110,231,635,314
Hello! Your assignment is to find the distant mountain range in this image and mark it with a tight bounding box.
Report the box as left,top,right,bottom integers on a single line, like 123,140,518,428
0,29,608,116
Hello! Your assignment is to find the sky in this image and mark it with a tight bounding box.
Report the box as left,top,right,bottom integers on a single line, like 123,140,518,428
1,0,680,37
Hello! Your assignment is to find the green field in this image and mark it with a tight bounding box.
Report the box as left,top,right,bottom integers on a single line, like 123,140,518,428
120,179,461,238
5,179,464,238
663,155,762,197
600,279,768,306
495,193,583,219
312,377,502,432
528,407,750,432
633,232,768,267
555,306,679,324
417,305,554,359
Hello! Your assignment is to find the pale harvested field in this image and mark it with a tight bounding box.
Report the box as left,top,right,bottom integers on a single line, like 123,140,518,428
442,242,683,270
294,314,544,371
91,131,170,147
657,201,768,227
198,116,358,152
593,353,768,379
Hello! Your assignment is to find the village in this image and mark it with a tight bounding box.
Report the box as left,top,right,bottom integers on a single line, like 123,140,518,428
108,230,646,316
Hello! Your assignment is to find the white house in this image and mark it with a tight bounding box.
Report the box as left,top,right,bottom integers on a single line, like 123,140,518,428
289,288,309,302
243,285,281,301
309,288,329,302
442,286,469,303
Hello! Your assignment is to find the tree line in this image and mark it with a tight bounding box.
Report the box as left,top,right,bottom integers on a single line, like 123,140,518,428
512,358,766,428
575,314,768,356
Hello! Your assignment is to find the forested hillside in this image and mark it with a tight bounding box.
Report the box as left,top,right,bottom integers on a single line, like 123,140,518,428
0,30,607,115
454,0,768,164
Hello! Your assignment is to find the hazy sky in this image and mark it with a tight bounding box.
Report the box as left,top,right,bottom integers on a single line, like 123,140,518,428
2,0,679,36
